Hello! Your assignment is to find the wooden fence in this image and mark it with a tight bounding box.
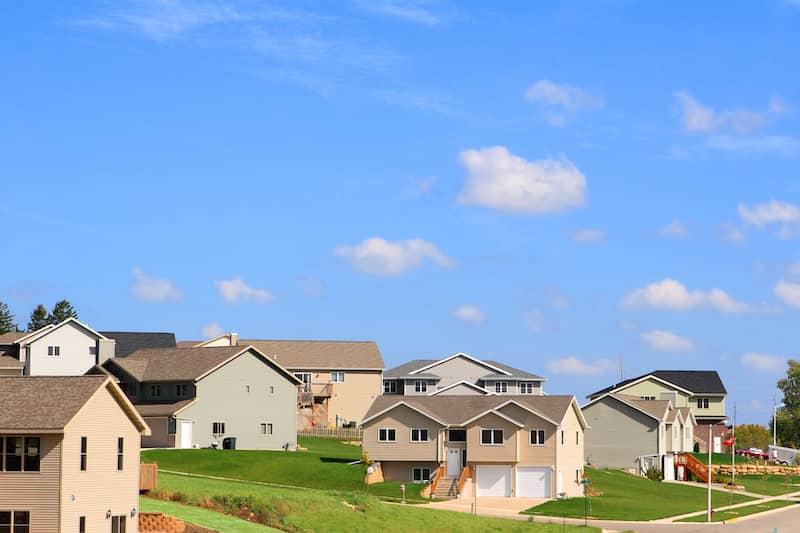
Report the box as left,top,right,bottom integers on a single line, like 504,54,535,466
298,427,363,441
140,462,158,492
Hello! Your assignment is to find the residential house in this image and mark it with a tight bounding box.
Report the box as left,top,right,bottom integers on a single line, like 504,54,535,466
0,375,149,533
586,370,727,452
582,393,696,477
102,345,301,450
185,333,384,429
361,395,587,499
0,332,25,376
382,352,545,397
99,331,177,357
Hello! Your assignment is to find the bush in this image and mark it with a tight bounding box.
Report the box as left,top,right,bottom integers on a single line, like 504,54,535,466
693,442,700,453
644,466,663,482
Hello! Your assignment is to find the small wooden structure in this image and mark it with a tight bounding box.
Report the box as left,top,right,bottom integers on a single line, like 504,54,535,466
140,462,158,492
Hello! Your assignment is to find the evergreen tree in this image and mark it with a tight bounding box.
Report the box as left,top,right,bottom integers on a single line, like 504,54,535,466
0,302,16,334
48,299,78,324
27,304,49,332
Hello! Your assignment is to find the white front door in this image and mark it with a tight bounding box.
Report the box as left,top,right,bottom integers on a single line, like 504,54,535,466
476,466,511,497
179,420,193,449
446,448,461,477
517,467,551,498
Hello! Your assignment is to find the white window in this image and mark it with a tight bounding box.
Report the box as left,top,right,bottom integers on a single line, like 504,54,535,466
696,397,709,409
520,382,535,394
47,346,60,356
495,381,508,393
414,380,427,393
176,384,189,398
331,371,345,383
149,384,161,398
261,423,273,435
410,428,429,442
530,429,545,445
480,429,503,445
412,467,431,482
212,422,226,435
383,380,397,394
378,428,396,442
0,512,30,533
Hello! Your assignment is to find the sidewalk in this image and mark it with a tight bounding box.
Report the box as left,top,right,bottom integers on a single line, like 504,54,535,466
657,489,800,523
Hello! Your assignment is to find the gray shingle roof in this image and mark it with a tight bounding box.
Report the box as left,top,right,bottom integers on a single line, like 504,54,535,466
384,357,543,380
100,331,177,357
0,376,108,430
588,370,727,398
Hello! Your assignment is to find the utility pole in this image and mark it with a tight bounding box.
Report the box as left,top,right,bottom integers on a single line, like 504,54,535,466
707,425,712,522
619,353,624,382
731,402,736,485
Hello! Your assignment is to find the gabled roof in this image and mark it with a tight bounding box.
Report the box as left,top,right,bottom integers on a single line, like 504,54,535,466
16,318,108,345
0,331,28,343
0,355,23,369
583,393,672,422
384,356,544,380
428,380,491,396
0,375,148,433
100,331,177,357
587,370,727,398
135,399,197,417
240,340,384,370
105,346,301,384
410,353,511,376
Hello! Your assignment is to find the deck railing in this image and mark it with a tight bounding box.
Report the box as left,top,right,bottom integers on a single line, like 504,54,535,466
457,464,472,495
297,427,363,441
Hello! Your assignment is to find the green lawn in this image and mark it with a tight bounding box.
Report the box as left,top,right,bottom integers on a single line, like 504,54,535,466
524,468,755,521
677,500,798,522
140,497,280,531
152,471,598,533
726,474,800,496
692,453,760,465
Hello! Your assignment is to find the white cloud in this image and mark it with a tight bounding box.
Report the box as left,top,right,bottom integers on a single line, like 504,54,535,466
457,146,587,215
640,330,694,352
524,80,602,126
132,268,180,302
353,0,442,26
739,200,800,238
215,277,273,303
547,357,615,376
660,220,688,239
674,91,778,134
721,223,745,244
675,91,717,132
571,228,606,243
201,322,224,339
623,278,749,314
775,280,800,308
454,305,485,324
551,295,570,309
526,309,543,333
335,237,453,276
741,352,786,373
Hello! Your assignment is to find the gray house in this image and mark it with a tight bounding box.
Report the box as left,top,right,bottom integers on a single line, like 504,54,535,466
103,345,300,450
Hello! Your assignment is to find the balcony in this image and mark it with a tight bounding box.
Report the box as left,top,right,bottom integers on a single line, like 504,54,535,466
298,382,333,405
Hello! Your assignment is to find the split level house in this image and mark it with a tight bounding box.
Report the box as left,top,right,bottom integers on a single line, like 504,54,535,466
586,370,727,453
361,395,587,499
102,345,301,450
382,352,545,397
582,393,696,477
0,375,149,533
183,333,384,429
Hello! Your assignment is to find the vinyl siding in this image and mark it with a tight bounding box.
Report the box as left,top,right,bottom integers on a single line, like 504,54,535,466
435,383,486,396
422,356,502,390
609,379,691,408
555,402,585,498
302,370,381,426
142,417,175,449
362,405,444,462
497,404,557,465
380,461,440,482
583,396,659,470
466,412,518,463
25,321,98,376
0,434,61,533
690,396,726,419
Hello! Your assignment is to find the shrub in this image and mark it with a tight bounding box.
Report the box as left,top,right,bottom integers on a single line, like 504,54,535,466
693,442,700,453
644,466,663,482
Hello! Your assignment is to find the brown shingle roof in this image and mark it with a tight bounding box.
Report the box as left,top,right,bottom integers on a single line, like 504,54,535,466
107,346,246,382
240,340,384,370
0,376,108,430
0,332,27,343
362,395,576,426
613,394,671,420
0,355,23,369
136,400,196,417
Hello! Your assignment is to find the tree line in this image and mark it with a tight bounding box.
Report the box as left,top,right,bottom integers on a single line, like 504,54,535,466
0,300,79,334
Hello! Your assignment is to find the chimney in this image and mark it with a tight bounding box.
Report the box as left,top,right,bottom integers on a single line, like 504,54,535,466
230,333,239,347
97,339,116,365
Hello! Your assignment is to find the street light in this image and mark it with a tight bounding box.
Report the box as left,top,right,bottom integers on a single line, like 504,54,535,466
774,403,785,448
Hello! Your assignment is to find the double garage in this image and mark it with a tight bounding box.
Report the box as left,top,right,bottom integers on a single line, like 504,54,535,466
475,465,552,498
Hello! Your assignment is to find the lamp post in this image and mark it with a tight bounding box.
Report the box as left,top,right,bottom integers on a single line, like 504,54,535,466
774,403,785,448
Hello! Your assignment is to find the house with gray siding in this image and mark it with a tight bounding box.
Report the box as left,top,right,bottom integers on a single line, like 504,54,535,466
102,345,301,450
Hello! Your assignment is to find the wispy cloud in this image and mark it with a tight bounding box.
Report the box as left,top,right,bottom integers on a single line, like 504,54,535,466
215,277,273,303
547,357,615,376
741,352,786,373
660,220,688,239
525,80,603,126
352,0,444,26
201,322,224,339
640,330,694,352
335,237,454,276
132,267,180,302
739,200,800,238
775,279,800,308
623,278,749,314
570,228,606,244
454,305,485,324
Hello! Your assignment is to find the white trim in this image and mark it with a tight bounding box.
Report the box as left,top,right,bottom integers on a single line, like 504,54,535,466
413,380,429,393
378,427,397,442
461,409,525,428
491,399,561,426
196,346,302,385
428,380,490,396
360,401,449,427
582,393,664,422
17,318,108,345
569,397,590,430
479,428,505,445
12,324,56,344
287,367,383,371
529,428,546,446
409,428,430,443
589,374,695,398
409,352,512,376
411,466,432,482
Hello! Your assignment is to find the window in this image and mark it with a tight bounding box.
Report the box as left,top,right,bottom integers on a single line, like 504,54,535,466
4,437,21,472
414,380,427,393
80,437,87,471
530,429,545,445
125,384,136,398
576,431,580,445
576,469,581,483
561,430,564,445
245,385,250,393
448,429,466,442
24,437,39,472
79,516,85,533
495,381,508,393
480,429,504,445
117,438,124,471
89,346,96,356
167,418,176,435
0,511,29,533
410,428,429,442
0,437,39,472
383,380,397,394
520,382,535,394
640,396,656,401
176,384,189,398
47,345,60,356
696,397,709,409
260,423,273,435
269,386,274,394
294,372,312,393
378,428,396,442
412,467,431,482
212,422,226,435
331,371,345,383
149,384,161,398
111,515,126,533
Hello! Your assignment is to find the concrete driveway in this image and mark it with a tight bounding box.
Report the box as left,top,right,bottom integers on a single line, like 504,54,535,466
425,496,546,517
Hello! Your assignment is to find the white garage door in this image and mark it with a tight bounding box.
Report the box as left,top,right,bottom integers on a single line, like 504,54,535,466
476,466,511,497
517,467,551,498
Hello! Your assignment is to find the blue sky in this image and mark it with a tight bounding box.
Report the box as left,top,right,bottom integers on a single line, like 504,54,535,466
3,1,800,424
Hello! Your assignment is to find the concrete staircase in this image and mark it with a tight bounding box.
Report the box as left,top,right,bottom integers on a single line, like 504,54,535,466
433,476,458,499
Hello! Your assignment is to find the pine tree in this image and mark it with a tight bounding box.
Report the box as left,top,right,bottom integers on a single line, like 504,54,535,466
27,304,49,332
48,299,78,324
0,302,16,334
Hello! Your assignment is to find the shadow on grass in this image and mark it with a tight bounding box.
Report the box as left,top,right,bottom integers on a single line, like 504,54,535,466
319,457,358,464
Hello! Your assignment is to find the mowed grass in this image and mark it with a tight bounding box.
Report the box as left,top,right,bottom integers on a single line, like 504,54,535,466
524,468,755,520
677,500,798,522
140,497,280,531
152,472,598,533
692,453,761,465
727,474,800,496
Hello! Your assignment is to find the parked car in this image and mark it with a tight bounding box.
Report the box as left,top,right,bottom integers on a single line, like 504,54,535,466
736,447,769,460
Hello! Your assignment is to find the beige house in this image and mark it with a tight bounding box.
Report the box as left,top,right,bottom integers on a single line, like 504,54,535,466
103,345,301,450
0,375,149,533
361,395,587,499
185,334,384,429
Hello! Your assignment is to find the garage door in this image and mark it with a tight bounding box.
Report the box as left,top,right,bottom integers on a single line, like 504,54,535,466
517,467,551,498
476,466,511,497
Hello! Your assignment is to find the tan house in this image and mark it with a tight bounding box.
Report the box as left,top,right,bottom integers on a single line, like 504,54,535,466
361,395,587,499
0,375,149,533
103,345,301,450
185,334,384,429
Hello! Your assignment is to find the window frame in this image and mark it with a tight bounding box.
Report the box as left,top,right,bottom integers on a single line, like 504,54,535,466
529,429,546,446
447,429,466,442
79,516,86,533
80,436,87,471
117,437,124,471
330,371,345,383
0,437,40,473
175,383,189,398
383,380,397,394
519,382,535,394
480,428,504,445
411,467,431,482
696,397,709,409
414,380,428,393
378,428,397,442
0,511,29,533
495,381,508,394
149,384,161,398
212,422,226,435
111,515,126,533
260,423,274,435
48,345,61,356
410,428,429,443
